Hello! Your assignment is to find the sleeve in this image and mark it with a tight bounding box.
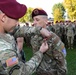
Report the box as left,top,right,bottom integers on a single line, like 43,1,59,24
14,26,42,38
52,48,67,75
51,33,67,74
24,51,43,75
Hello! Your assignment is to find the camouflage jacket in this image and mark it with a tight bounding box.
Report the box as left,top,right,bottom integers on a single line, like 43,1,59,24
54,24,61,35
14,25,42,38
30,30,67,75
66,24,75,36
0,26,43,75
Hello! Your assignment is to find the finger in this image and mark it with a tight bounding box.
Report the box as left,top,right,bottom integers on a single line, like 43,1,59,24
43,38,47,43
44,41,48,45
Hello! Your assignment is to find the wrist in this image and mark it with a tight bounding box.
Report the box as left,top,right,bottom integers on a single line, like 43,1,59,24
39,50,43,54
39,49,45,53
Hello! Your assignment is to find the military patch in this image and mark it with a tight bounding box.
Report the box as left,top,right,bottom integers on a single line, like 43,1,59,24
6,57,18,67
34,9,39,15
62,48,67,56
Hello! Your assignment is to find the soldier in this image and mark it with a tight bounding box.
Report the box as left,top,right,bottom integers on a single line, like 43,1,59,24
31,8,67,75
66,21,75,49
73,20,76,46
64,20,69,48
54,21,62,39
16,36,25,63
24,22,31,47
0,0,50,75
59,21,65,43
9,24,26,63
46,21,55,32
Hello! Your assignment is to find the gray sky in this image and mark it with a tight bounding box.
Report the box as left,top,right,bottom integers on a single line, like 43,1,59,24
17,0,63,18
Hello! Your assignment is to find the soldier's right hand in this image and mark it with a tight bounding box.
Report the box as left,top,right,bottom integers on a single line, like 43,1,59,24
39,40,48,53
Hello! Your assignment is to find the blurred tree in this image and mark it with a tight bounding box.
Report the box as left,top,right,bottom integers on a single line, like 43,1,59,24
19,7,33,23
63,0,76,21
52,3,65,23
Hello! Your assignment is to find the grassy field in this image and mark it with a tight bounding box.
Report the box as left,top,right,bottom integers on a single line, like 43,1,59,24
23,44,76,75
66,48,76,75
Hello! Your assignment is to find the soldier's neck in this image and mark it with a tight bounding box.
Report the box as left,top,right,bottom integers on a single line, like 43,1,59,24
0,26,5,34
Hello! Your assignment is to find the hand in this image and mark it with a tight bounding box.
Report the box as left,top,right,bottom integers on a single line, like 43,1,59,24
39,41,48,53
40,28,51,39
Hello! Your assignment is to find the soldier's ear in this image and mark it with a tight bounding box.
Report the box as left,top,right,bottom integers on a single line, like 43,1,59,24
1,13,6,22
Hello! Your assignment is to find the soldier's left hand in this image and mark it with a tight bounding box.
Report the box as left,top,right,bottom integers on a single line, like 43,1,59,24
40,28,51,39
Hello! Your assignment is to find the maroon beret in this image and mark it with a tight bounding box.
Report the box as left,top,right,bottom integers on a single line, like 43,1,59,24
60,21,62,22
55,21,58,23
0,0,27,19
74,20,76,22
47,21,51,25
32,8,48,19
65,20,68,22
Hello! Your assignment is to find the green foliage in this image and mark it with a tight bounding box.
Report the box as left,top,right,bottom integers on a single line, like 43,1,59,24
63,0,76,21
52,3,65,23
23,44,33,61
66,48,76,75
19,7,33,23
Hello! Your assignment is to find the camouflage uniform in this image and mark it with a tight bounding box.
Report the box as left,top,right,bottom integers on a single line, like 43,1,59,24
24,25,31,47
30,30,67,75
0,26,43,75
47,24,55,32
54,24,62,38
74,24,76,43
66,24,75,49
